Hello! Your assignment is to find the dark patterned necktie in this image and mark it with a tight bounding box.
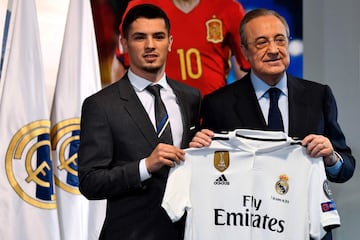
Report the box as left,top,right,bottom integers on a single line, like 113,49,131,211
146,84,173,144
267,87,284,131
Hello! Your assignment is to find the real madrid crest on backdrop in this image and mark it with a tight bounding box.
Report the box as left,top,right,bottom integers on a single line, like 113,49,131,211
51,118,81,194
5,120,56,209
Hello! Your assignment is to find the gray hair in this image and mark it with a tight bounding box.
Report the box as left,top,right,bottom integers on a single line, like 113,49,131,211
240,8,290,48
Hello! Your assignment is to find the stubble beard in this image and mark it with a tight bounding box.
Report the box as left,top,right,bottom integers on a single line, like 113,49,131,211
142,65,162,74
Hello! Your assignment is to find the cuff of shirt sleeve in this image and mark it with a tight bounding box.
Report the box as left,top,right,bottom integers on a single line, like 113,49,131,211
139,158,152,181
325,152,343,178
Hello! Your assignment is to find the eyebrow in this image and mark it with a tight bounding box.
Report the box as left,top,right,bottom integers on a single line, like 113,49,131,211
255,33,287,41
131,31,167,37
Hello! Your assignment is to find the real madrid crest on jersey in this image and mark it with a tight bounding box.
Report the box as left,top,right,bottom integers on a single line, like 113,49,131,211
214,151,229,172
5,120,56,209
51,118,81,194
205,15,223,43
275,174,289,195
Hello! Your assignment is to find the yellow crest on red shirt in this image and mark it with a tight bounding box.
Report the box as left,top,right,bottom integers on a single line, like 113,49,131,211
205,16,223,43
214,151,229,172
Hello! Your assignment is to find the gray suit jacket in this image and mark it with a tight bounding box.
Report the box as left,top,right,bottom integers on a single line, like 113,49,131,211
201,73,355,183
78,75,201,240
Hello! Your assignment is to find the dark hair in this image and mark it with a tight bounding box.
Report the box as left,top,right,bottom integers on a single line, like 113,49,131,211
121,4,171,38
240,8,290,48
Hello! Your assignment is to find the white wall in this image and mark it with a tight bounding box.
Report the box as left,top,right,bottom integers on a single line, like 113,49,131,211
303,0,360,239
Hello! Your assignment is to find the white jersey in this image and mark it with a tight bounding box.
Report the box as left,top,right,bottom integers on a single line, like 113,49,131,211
162,129,340,240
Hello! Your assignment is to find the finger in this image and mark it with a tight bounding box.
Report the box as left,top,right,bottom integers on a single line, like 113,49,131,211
157,146,184,160
165,151,184,165
303,135,321,152
168,150,185,164
301,134,316,146
192,139,208,147
196,134,212,145
201,129,215,137
189,138,208,148
189,141,203,148
318,142,333,157
308,141,332,158
305,140,321,157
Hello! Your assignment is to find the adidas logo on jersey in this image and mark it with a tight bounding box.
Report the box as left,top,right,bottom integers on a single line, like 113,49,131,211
214,174,230,185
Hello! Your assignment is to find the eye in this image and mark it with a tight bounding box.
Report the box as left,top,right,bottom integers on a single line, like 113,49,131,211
153,33,166,40
274,36,288,46
132,34,146,41
134,36,145,40
255,38,269,48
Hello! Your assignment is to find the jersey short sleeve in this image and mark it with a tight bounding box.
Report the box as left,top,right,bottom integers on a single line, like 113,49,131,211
162,158,192,222
309,160,341,239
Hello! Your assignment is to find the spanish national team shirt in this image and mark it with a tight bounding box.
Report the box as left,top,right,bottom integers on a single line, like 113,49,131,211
162,129,340,240
160,0,250,96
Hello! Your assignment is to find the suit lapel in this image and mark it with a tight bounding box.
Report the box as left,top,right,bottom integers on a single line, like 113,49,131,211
287,75,309,138
117,77,158,148
233,75,267,129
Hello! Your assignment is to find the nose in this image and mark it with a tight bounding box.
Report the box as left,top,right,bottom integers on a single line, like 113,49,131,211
145,36,155,49
267,40,279,53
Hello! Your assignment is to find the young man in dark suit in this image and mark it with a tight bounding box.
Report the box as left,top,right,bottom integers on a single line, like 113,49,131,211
190,8,355,240
78,4,201,240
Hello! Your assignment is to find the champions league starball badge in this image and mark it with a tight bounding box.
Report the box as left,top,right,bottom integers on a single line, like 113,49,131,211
275,174,289,195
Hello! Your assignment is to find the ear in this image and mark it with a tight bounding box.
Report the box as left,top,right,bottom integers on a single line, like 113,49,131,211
168,35,173,52
120,35,128,53
240,44,249,61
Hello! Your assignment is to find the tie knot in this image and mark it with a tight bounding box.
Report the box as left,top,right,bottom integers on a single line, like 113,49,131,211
268,87,281,101
146,84,162,98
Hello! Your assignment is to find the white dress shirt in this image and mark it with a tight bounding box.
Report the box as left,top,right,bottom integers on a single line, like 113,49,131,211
127,69,183,180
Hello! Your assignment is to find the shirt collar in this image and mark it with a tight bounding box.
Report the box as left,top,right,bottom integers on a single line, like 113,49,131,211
250,72,288,100
127,69,170,92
